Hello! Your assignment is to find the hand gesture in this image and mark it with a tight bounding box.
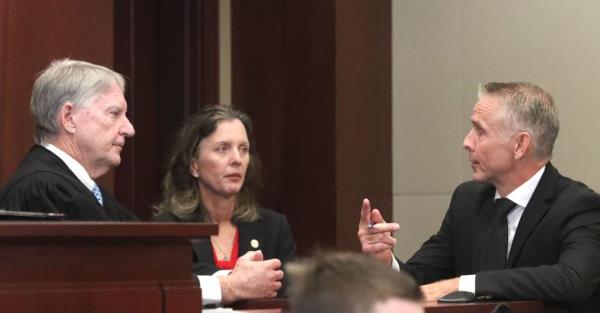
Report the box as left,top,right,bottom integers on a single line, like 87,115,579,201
357,198,400,265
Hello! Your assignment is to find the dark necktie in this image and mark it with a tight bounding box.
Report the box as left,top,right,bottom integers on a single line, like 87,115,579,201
480,198,516,271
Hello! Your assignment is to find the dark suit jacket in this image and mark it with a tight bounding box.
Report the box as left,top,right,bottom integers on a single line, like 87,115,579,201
400,163,600,313
0,145,137,221
153,208,296,275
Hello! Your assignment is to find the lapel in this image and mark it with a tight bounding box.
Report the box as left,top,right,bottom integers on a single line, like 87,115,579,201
473,188,496,271
39,146,110,219
237,216,264,255
506,163,557,266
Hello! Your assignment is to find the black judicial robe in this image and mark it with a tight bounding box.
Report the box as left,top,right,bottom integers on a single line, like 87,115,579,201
0,145,137,221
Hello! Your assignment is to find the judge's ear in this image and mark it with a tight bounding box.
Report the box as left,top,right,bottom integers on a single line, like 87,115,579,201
513,131,531,160
59,102,77,134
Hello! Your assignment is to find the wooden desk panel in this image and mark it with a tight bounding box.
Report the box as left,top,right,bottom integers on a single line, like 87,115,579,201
232,298,548,313
0,222,217,313
425,300,546,313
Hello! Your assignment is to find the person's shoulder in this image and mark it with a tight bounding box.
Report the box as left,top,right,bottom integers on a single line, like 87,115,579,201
257,207,287,220
5,147,76,189
250,208,291,228
2,168,75,196
0,171,79,213
554,173,600,204
454,180,494,195
151,211,183,222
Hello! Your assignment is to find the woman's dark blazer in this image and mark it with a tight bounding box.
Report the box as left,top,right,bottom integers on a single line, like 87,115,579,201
153,207,296,275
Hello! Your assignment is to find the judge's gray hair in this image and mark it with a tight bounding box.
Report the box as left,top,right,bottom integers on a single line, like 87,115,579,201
30,58,125,143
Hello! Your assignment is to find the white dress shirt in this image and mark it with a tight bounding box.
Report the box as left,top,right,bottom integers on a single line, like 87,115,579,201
199,270,231,305
41,143,97,192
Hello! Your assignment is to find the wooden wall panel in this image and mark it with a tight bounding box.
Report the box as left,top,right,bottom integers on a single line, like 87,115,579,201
335,0,392,250
0,0,115,190
114,0,220,219
232,0,338,254
279,0,337,252
114,0,161,219
232,0,391,254
0,0,9,184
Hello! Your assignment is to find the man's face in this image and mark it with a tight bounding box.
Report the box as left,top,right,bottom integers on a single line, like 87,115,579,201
71,84,135,177
462,95,515,184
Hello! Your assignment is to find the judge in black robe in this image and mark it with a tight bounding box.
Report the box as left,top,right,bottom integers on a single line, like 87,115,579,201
0,145,136,221
0,59,136,221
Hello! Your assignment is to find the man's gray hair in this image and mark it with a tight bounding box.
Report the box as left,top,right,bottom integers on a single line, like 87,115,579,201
478,82,559,160
30,58,126,143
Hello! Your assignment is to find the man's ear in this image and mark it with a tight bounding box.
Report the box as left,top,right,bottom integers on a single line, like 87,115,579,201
60,102,77,134
513,131,531,160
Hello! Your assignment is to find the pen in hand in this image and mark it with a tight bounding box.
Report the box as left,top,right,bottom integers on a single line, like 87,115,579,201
367,206,375,228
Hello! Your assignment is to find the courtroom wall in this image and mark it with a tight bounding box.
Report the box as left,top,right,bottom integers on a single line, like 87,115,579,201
0,0,115,190
392,0,600,260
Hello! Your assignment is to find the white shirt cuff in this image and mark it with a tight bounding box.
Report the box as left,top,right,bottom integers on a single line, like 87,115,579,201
391,255,400,272
458,274,476,293
198,271,231,305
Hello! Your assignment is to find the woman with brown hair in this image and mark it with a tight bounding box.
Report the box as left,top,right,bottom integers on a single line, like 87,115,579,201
154,105,295,305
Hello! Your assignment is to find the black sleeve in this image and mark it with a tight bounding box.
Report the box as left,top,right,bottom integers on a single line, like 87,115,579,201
275,213,296,264
2,176,80,217
399,186,460,284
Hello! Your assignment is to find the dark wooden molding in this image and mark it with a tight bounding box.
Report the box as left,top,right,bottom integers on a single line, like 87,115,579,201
0,0,115,189
114,0,220,219
231,0,391,253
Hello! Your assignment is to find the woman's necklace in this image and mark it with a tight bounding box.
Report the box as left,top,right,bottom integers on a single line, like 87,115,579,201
211,235,234,261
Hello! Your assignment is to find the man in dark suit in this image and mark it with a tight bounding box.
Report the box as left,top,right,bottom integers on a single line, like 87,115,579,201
358,82,600,312
0,58,136,220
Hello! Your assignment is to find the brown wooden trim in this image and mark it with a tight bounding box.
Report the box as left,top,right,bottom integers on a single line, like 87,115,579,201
334,0,392,250
0,222,217,238
231,0,391,253
0,0,115,190
114,0,162,219
114,0,220,219
198,0,220,106
231,298,547,313
0,0,9,185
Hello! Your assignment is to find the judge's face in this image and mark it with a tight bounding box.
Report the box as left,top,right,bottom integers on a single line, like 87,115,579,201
190,119,250,199
462,95,515,184
71,84,135,178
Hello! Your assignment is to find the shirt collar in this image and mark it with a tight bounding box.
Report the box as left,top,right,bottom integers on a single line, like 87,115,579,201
494,166,546,208
41,143,96,191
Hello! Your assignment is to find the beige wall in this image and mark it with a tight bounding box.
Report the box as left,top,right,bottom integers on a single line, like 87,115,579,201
219,0,232,105
392,1,600,260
